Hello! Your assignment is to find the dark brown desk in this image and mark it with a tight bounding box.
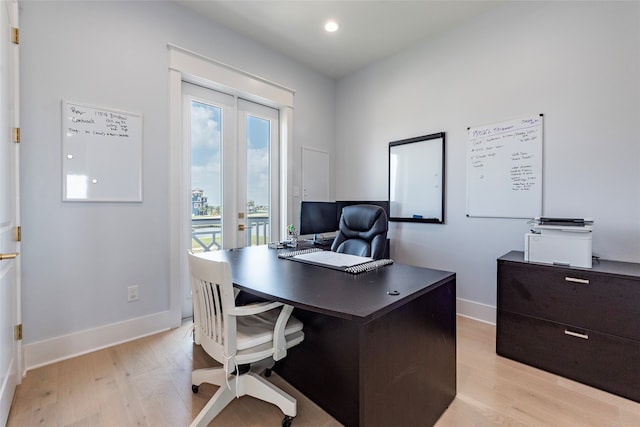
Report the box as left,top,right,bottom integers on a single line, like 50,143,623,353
199,246,456,427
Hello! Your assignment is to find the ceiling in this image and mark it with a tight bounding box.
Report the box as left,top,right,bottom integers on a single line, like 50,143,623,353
177,1,504,79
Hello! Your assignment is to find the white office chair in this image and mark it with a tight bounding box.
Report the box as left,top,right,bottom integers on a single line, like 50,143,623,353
187,252,304,427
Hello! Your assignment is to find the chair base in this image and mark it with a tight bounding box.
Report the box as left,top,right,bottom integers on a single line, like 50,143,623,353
190,365,297,427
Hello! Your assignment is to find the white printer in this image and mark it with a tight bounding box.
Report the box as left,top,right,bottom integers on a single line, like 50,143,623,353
524,217,593,268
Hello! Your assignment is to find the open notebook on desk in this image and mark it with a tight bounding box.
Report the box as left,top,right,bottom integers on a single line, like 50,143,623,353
278,248,394,273
295,251,372,268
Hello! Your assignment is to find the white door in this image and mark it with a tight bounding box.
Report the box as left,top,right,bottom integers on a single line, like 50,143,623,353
182,83,280,316
237,98,279,248
0,0,21,424
301,147,330,201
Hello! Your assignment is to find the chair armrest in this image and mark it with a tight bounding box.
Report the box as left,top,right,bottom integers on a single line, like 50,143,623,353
229,300,283,316
272,304,294,361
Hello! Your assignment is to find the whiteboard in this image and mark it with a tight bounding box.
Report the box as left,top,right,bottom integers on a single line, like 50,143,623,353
62,100,142,202
466,115,543,218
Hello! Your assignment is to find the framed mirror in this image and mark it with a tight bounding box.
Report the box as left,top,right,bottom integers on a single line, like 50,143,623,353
388,132,445,223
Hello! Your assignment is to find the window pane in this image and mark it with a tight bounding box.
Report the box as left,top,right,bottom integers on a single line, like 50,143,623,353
191,100,222,252
246,115,270,246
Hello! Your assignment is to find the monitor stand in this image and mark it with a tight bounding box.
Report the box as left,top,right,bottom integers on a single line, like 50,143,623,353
312,234,334,248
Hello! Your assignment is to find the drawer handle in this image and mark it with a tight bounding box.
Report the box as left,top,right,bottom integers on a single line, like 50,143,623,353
565,276,589,284
564,329,589,340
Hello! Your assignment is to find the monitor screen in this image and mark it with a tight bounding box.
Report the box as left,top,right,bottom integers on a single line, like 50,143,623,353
299,201,338,237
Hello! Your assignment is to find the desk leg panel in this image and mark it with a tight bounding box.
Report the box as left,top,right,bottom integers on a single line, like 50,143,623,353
277,310,361,427
361,279,457,427
277,278,456,427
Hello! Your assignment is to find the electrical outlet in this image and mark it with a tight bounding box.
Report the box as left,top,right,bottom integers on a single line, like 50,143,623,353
127,285,139,302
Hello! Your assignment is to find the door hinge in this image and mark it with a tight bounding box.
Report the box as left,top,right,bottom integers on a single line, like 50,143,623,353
15,226,21,242
15,324,22,341
11,27,19,44
12,127,20,143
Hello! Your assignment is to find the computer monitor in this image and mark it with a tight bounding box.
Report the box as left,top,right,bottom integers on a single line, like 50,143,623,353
299,201,338,243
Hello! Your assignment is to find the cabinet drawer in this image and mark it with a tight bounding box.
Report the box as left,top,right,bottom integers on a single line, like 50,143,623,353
498,262,640,341
497,310,640,403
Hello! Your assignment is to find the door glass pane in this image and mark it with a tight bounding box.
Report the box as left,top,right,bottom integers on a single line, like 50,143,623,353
191,100,222,252
246,115,270,246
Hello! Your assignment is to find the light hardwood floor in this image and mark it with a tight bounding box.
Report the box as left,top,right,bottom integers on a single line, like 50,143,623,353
7,316,640,426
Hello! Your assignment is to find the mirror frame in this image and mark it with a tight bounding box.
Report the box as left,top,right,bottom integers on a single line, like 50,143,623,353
388,132,445,224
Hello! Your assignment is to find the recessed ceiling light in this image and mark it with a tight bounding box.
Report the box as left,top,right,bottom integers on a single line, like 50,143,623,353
324,20,339,33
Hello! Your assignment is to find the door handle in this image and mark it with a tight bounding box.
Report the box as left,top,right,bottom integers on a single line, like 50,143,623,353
0,252,19,261
238,224,246,231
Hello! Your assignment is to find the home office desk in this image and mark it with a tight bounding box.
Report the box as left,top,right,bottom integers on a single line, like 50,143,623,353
197,246,456,427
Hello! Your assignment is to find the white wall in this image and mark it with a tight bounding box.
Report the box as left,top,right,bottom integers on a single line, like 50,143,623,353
335,1,640,322
20,1,335,365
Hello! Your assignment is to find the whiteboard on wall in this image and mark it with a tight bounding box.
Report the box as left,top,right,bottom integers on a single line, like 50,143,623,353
466,115,543,218
302,147,330,201
62,100,142,202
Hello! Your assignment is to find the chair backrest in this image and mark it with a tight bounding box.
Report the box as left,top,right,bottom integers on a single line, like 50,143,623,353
331,204,388,259
188,252,238,367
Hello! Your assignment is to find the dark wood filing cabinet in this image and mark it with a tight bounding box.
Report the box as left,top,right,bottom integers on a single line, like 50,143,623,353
496,251,640,402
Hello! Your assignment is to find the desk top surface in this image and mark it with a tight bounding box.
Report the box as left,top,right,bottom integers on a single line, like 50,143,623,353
196,245,455,321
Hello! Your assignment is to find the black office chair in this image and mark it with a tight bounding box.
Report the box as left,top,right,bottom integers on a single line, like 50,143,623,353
331,204,388,259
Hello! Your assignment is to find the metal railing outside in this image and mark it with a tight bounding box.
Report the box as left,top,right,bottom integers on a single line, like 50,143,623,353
246,216,270,247
192,215,269,252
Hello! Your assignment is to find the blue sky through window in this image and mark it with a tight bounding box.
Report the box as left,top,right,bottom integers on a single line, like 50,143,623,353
191,101,221,206
246,115,270,209
191,101,270,209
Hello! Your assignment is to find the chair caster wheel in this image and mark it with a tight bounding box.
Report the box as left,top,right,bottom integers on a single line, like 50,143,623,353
264,368,272,377
282,415,294,427
192,384,199,393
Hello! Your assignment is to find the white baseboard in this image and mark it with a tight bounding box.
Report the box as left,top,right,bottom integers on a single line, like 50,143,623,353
22,300,493,373
23,310,180,372
456,297,496,325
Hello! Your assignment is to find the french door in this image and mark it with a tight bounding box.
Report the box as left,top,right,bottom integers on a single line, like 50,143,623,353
182,82,279,314
237,98,280,247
